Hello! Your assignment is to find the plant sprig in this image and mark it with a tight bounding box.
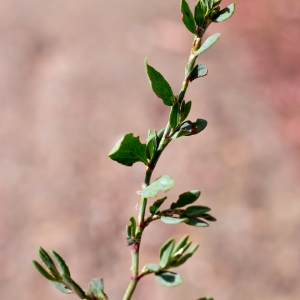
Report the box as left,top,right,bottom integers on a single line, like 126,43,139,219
33,1,235,299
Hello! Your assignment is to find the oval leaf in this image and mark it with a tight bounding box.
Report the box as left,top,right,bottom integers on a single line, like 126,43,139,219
185,205,211,216
141,175,174,198
194,33,221,56
170,190,201,209
155,271,183,287
194,0,206,27
52,281,72,294
87,278,107,299
213,3,235,23
159,238,175,269
161,216,189,224
181,0,196,34
145,59,174,106
145,264,161,272
185,217,209,227
190,64,208,82
108,133,147,166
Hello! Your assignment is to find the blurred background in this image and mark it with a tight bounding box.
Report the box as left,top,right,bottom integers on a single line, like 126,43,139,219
1,0,300,299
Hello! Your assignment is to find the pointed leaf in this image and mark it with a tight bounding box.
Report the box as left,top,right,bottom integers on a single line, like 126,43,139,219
145,264,161,272
171,244,199,267
146,130,156,160
161,216,189,224
149,197,167,214
51,250,71,277
38,246,60,277
172,235,189,257
181,100,192,122
180,0,196,34
185,205,211,217
129,217,137,236
194,33,221,56
145,59,174,106
201,213,217,222
186,217,209,227
155,271,183,287
52,281,72,294
159,238,175,268
141,175,174,198
108,133,147,166
194,0,206,26
169,102,180,129
87,278,107,300
32,260,57,281
61,274,85,299
170,190,201,209
190,64,208,82
213,3,235,23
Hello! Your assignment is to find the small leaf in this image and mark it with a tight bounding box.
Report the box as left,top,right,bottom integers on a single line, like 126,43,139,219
146,130,156,160
127,237,135,246
204,0,213,9
180,0,196,34
169,102,180,129
108,133,148,166
126,224,132,238
181,100,192,122
32,260,56,281
194,0,206,26
159,238,175,269
194,33,221,56
185,217,209,227
171,244,199,267
51,250,71,277
172,235,189,257
149,197,167,214
213,0,221,7
145,59,174,106
38,246,60,277
161,216,189,225
213,3,235,23
172,119,207,138
141,175,174,198
52,281,72,294
155,271,183,287
61,274,85,299
185,205,211,217
201,213,217,222
190,64,208,82
170,190,201,209
129,217,137,236
145,264,161,272
87,278,107,300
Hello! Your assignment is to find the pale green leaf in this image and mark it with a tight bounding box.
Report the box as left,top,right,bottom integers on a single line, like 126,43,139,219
141,175,174,198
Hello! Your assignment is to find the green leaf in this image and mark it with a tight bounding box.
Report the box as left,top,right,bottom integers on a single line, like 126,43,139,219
185,205,211,217
181,100,192,122
38,246,60,277
145,59,174,106
172,119,207,138
180,0,196,34
146,130,156,160
194,33,221,56
172,235,189,257
198,297,214,300
159,238,175,269
213,0,222,7
213,3,235,22
194,0,206,26
155,271,183,287
32,260,57,281
169,102,180,129
141,175,174,198
170,190,201,209
185,217,209,227
171,244,199,267
145,264,161,272
61,274,86,299
108,133,148,166
87,278,107,300
161,216,189,224
52,281,72,294
201,213,217,222
50,250,71,277
149,197,167,214
204,0,213,9
129,217,137,236
190,64,208,82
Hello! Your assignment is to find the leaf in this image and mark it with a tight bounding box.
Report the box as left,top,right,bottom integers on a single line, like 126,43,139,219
180,0,196,34
172,235,189,257
171,244,199,267
145,59,174,106
159,238,175,269
181,100,192,122
213,3,235,23
146,130,156,160
213,0,221,7
198,297,214,300
172,119,207,138
145,264,161,272
38,246,60,277
32,260,56,281
201,213,217,222
170,190,201,209
108,133,148,166
87,278,107,300
194,0,206,26
185,205,211,217
61,274,86,299
141,175,174,198
169,102,180,129
190,64,208,81
51,250,71,277
155,271,183,287
194,33,221,56
204,0,213,9
52,281,72,294
185,217,209,227
161,216,189,225
149,197,167,214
